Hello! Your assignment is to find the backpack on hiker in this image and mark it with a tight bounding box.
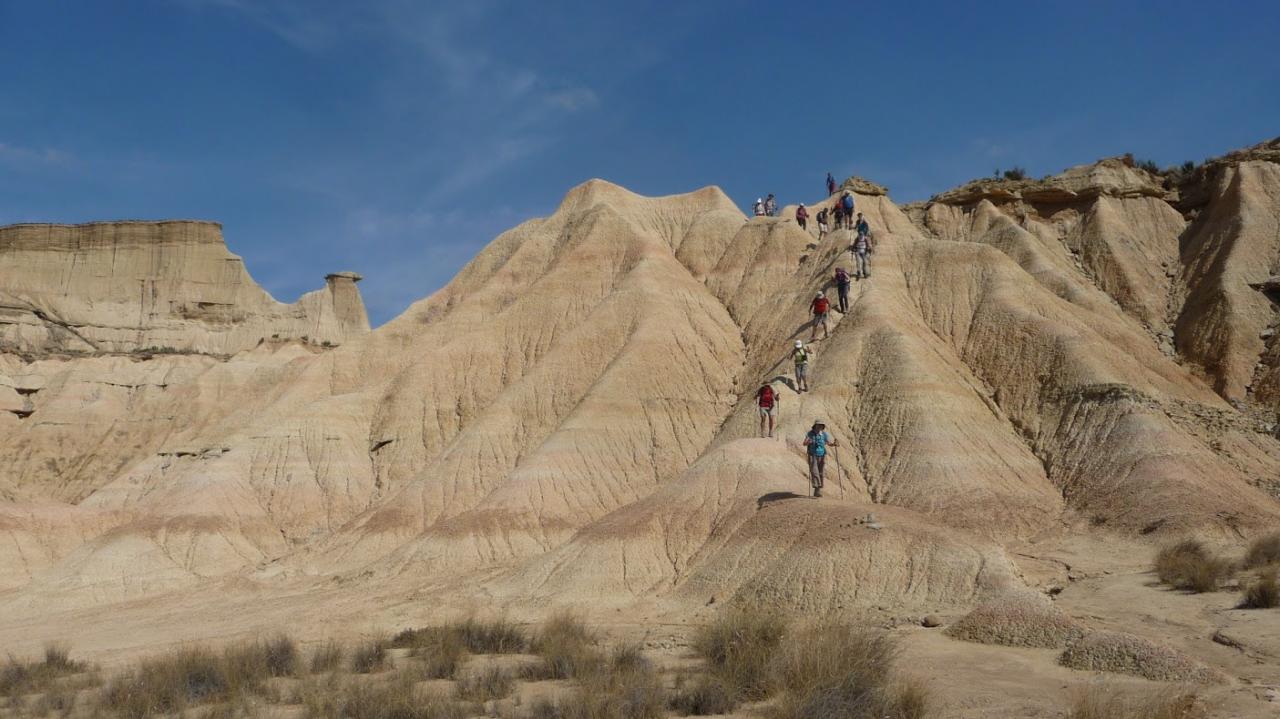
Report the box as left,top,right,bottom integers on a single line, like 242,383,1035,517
842,194,854,211
757,385,775,408
835,268,850,285
813,296,830,315
806,429,828,456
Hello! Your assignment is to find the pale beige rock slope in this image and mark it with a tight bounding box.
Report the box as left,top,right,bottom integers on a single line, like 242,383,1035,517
2,142,1280,658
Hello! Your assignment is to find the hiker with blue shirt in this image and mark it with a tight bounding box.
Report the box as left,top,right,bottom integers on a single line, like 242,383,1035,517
803,421,838,497
840,192,855,228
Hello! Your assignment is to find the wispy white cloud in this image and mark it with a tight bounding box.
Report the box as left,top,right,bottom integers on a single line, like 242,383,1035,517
0,142,74,167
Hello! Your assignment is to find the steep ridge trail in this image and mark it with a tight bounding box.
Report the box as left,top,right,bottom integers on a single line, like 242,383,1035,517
1,146,1279,700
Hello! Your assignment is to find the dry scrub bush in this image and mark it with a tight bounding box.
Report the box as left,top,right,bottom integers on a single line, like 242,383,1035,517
309,641,344,674
101,646,234,716
1058,631,1220,683
406,630,466,680
1243,532,1280,569
668,673,736,716
1154,540,1233,592
302,673,465,719
101,636,302,714
526,613,601,681
1241,571,1279,609
392,617,528,655
349,638,390,674
527,644,665,719
768,624,928,719
454,665,515,702
1067,682,1204,719
223,635,299,681
945,593,1084,648
691,608,786,702
0,644,91,699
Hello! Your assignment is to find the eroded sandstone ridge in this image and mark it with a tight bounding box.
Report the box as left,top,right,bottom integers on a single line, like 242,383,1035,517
1,141,1279,658
0,220,367,356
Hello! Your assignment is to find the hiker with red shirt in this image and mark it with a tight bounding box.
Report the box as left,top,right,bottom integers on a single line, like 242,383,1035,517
755,382,780,438
810,291,832,341
795,203,809,231
826,172,837,196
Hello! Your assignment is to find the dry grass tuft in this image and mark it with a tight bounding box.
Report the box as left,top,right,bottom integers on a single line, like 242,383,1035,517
1241,570,1279,609
101,645,235,716
309,641,344,674
302,672,465,719
691,608,786,702
349,638,391,674
222,635,299,682
668,673,736,716
768,624,927,719
527,643,666,719
1059,631,1220,683
1067,682,1204,719
0,644,92,699
945,592,1084,648
454,665,515,703
526,612,601,681
392,617,528,655
1154,539,1233,592
1243,532,1280,570
405,629,467,680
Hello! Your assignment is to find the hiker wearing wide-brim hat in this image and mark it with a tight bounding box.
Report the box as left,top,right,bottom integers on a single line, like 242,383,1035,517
802,421,838,497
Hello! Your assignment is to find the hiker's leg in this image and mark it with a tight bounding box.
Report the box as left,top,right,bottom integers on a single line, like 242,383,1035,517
767,412,775,438
817,456,826,487
808,454,820,494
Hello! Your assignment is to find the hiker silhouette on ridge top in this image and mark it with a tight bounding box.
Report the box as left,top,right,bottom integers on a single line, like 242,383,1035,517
826,172,837,196
803,420,838,497
765,194,778,217
753,198,766,216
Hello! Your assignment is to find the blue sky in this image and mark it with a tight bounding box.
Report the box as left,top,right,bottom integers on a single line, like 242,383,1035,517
2,1,1277,325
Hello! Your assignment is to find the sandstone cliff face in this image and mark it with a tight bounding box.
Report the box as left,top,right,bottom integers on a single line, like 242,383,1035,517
0,221,368,356
2,145,1280,638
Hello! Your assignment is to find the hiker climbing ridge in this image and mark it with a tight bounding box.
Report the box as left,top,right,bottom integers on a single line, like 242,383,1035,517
803,420,838,497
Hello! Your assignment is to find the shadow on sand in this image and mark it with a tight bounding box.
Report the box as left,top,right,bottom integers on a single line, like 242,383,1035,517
756,491,805,510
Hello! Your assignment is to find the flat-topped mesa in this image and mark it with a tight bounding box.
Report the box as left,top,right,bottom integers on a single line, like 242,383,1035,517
0,220,369,356
927,157,1169,207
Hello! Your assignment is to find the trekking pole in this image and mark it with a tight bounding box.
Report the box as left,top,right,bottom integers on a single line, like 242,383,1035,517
832,444,847,500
